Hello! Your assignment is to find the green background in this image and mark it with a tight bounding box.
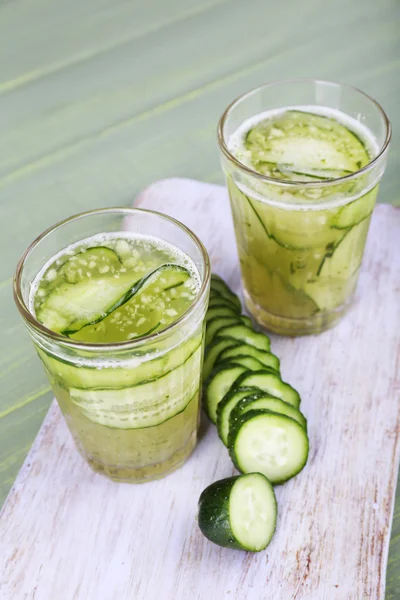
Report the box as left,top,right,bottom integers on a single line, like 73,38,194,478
0,0,399,595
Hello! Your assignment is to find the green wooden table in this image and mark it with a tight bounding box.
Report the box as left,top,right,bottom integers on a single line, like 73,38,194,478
0,0,399,595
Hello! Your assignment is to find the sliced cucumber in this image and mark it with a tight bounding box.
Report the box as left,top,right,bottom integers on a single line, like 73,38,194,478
198,473,277,551
318,218,370,281
210,277,241,311
203,337,241,381
208,296,241,313
204,363,248,423
232,371,301,408
59,247,121,284
215,324,271,352
37,336,202,390
245,110,370,177
69,344,202,429
228,410,309,484
205,315,251,346
206,305,240,323
218,344,280,374
232,396,307,430
221,355,272,373
217,388,267,446
331,185,378,229
37,263,190,335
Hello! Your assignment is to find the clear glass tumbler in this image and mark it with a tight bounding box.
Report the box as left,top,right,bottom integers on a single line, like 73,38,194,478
218,79,391,335
14,208,210,482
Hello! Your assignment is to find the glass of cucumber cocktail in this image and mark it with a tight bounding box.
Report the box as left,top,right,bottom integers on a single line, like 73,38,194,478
14,208,210,482
218,80,391,335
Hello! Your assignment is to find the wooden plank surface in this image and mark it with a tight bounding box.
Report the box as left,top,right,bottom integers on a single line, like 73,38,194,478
1,179,399,599
0,0,399,595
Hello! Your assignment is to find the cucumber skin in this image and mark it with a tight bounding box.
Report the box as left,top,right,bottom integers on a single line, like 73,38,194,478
228,409,309,484
198,477,240,549
199,476,269,551
198,474,277,551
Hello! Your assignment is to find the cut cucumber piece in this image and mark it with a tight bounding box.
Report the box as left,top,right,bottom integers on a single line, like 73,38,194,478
228,410,309,484
210,278,241,311
243,257,319,320
208,296,241,313
206,306,239,323
331,185,378,229
205,315,251,346
232,396,307,430
198,473,277,551
221,355,272,373
203,337,241,381
37,263,190,335
232,371,301,408
217,388,267,446
204,364,248,423
59,247,121,284
245,110,370,177
69,344,202,429
215,324,271,352
218,344,280,374
318,218,370,281
37,336,202,390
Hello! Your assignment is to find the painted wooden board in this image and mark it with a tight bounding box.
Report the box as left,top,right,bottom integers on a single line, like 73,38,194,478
0,178,399,600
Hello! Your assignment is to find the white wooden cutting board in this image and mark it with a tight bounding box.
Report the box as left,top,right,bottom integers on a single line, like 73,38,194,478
1,178,399,600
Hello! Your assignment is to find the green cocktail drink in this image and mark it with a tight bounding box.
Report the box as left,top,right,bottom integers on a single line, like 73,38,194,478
14,209,210,482
218,80,391,335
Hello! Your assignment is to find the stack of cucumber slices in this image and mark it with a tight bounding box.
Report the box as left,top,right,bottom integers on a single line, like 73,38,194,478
198,274,309,552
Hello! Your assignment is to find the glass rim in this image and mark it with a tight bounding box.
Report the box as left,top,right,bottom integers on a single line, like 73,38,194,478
13,207,211,351
217,77,392,188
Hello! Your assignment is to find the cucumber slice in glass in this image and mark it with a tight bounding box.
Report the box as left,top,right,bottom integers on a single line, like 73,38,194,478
37,263,190,335
69,344,202,429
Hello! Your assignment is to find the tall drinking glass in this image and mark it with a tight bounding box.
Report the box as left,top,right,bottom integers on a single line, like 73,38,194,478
218,79,391,335
14,208,210,482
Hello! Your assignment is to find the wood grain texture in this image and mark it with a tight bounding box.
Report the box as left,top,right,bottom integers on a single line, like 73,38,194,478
1,179,399,599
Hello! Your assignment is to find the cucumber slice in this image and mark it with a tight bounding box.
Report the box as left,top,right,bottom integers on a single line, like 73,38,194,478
218,344,280,374
222,355,272,373
228,410,309,484
243,258,319,320
232,371,301,408
198,473,277,551
330,185,378,229
59,247,121,284
318,218,370,281
203,337,241,381
215,324,271,352
37,263,190,335
37,336,202,390
245,110,370,177
232,396,307,430
69,344,202,428
205,315,251,346
206,306,239,323
204,364,248,423
208,296,241,313
210,278,241,311
217,387,266,446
